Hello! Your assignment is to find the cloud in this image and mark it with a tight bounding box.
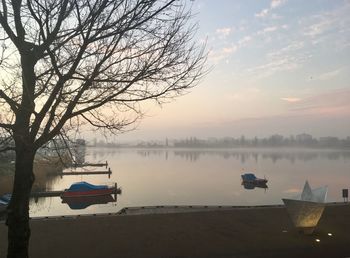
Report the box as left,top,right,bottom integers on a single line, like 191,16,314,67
271,0,286,9
281,97,302,103
208,45,238,64
216,27,233,38
226,88,261,102
255,0,287,18
238,36,252,47
208,34,253,64
317,68,343,81
302,1,350,40
304,19,333,37
267,41,305,58
222,47,236,53
255,8,269,18
246,50,308,79
244,40,308,79
257,26,278,35
289,89,350,115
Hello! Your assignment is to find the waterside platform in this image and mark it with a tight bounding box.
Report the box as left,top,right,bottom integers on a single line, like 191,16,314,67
72,161,108,168
59,168,112,176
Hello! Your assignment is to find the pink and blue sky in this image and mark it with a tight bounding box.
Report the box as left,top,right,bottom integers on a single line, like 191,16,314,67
117,0,350,141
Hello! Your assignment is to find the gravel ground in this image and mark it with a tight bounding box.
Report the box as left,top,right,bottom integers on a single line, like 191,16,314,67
1,203,350,258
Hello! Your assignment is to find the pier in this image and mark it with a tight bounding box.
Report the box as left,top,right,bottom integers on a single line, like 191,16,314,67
60,168,112,177
30,191,64,198
30,183,121,199
72,161,108,168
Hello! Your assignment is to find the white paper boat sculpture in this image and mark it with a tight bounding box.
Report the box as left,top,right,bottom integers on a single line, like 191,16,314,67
282,181,328,234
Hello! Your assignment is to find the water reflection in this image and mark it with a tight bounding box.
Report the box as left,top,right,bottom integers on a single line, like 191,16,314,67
1,147,350,217
242,181,268,190
61,194,117,210
130,148,350,163
173,151,200,162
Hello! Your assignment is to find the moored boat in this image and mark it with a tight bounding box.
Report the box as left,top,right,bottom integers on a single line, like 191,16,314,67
0,194,11,214
0,193,11,205
241,173,268,185
61,181,117,198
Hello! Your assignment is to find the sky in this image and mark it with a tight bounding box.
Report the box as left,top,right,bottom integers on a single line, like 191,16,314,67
115,0,350,142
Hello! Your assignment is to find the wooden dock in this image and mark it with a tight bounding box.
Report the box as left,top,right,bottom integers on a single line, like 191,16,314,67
31,191,64,198
72,161,108,168
60,168,112,176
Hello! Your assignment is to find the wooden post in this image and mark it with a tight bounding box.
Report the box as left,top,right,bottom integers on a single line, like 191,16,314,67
342,189,348,203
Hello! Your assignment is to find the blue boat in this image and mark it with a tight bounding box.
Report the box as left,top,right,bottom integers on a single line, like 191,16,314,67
62,181,117,198
0,193,11,205
241,173,268,185
0,194,11,213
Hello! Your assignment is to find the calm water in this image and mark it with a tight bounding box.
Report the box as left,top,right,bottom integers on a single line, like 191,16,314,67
2,148,350,217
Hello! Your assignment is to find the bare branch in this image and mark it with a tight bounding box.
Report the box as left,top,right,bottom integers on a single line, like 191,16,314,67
0,0,207,150
0,146,15,153
0,89,19,112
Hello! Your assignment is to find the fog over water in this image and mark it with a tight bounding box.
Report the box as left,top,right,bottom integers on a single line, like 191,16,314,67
1,147,346,217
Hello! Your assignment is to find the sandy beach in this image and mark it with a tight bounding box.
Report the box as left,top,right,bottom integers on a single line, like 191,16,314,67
1,203,350,258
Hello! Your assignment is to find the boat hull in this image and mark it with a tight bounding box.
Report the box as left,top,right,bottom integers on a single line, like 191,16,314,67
241,173,268,186
242,181,268,190
61,187,116,198
242,179,268,185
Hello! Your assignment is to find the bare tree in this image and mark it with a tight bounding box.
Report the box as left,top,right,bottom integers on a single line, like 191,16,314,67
0,0,206,257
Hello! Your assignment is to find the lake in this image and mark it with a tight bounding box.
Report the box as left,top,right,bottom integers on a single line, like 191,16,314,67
2,147,350,217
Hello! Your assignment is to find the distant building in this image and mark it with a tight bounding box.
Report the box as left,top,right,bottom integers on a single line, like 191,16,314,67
319,136,339,147
268,134,284,146
296,133,312,142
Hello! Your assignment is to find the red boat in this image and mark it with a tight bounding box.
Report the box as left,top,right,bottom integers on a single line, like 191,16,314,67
61,182,117,198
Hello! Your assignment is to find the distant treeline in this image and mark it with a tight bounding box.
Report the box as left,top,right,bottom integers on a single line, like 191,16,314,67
86,134,350,149
173,134,350,149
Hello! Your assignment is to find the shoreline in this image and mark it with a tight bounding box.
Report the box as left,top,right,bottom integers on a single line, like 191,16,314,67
1,202,347,222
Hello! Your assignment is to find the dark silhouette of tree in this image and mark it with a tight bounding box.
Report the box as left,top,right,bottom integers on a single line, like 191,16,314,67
0,0,206,257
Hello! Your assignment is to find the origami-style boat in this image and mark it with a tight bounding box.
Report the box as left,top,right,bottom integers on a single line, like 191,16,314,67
61,182,117,198
282,181,328,234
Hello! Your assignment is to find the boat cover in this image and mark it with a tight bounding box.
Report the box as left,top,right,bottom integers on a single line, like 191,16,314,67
241,173,257,181
67,182,108,192
0,194,11,204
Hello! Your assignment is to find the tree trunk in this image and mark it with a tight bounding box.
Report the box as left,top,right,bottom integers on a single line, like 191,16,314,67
6,147,35,258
